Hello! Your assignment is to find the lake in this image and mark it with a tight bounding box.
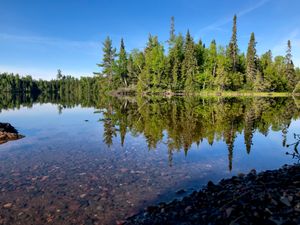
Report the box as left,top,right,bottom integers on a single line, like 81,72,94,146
0,95,299,225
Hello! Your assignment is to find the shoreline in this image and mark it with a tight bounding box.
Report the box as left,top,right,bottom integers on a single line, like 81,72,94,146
109,89,299,98
124,164,300,225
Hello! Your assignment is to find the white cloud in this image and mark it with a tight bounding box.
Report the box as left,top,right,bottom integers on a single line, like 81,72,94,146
195,0,272,38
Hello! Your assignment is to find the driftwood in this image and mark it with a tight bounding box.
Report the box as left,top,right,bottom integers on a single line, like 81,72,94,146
0,123,24,144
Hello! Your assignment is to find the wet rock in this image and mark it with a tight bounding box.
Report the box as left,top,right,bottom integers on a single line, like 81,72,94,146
175,189,186,195
124,164,300,225
3,203,13,209
0,122,24,144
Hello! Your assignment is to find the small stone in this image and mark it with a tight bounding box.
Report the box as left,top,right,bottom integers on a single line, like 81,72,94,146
226,207,234,217
184,206,192,213
80,194,87,198
280,196,291,207
41,176,49,182
3,203,12,209
176,189,186,195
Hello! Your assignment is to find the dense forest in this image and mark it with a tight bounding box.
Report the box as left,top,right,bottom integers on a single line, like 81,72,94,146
0,70,102,97
96,15,300,93
1,15,300,95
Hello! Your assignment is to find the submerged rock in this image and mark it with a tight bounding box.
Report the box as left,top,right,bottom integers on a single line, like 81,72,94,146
0,122,24,144
124,164,300,225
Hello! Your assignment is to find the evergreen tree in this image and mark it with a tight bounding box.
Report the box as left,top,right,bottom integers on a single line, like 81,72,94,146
215,47,231,90
115,38,128,87
246,32,257,85
57,69,62,80
127,49,145,87
139,36,167,91
285,40,296,91
169,34,184,90
206,40,217,77
169,16,176,44
97,36,116,86
228,15,239,72
181,30,198,91
195,39,205,72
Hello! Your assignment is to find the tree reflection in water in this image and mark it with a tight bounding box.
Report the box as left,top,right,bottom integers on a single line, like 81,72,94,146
286,134,300,162
97,96,300,170
1,93,299,170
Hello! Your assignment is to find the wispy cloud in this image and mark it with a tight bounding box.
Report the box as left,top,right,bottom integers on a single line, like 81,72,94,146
0,33,99,50
0,33,100,79
272,29,300,66
195,0,272,38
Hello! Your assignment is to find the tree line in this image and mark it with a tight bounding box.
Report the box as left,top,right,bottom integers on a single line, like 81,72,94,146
0,70,102,97
96,15,300,93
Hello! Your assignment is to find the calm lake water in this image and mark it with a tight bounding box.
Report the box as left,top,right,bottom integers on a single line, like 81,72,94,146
0,96,299,225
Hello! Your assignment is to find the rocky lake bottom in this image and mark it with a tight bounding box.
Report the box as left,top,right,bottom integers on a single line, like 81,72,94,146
0,96,299,224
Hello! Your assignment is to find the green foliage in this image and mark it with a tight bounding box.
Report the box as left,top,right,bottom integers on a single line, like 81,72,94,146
114,38,128,88
97,36,116,88
294,81,300,94
3,15,300,95
285,40,296,91
182,30,198,92
228,14,239,72
93,15,299,94
138,35,167,92
246,32,257,86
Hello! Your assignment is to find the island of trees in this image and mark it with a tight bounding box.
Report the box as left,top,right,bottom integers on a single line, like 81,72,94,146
1,15,300,96
96,15,300,94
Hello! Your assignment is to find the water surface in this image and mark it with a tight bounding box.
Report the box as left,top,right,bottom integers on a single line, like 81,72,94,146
0,96,299,224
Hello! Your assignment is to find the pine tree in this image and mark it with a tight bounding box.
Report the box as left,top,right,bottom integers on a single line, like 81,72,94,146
246,32,257,85
166,16,177,90
228,15,239,72
181,30,198,91
285,40,296,91
141,36,166,90
207,40,217,77
116,38,128,87
170,34,184,90
97,36,116,85
195,39,205,72
169,16,176,44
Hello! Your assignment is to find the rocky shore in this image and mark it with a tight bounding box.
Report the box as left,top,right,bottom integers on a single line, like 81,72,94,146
0,122,24,144
124,164,300,225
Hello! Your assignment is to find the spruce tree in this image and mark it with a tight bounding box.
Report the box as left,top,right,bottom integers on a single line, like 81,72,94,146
228,15,239,72
195,39,205,72
141,36,166,90
116,38,128,87
170,34,184,90
169,16,176,44
166,16,177,90
207,40,217,77
246,32,257,85
285,40,296,91
181,30,198,91
97,36,116,85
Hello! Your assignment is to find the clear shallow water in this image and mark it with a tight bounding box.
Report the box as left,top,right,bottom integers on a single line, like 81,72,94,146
0,97,299,224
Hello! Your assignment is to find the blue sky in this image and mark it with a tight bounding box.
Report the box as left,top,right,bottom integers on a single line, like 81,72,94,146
0,0,299,79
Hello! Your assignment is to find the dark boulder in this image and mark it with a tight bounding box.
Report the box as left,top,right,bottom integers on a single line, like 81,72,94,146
0,123,24,144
